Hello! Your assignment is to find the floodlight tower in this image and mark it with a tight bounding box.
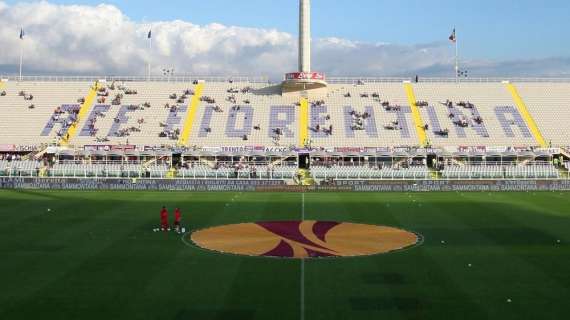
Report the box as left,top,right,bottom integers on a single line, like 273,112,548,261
299,0,311,73
282,0,327,95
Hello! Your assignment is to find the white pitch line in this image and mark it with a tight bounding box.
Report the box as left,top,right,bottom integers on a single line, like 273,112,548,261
301,192,306,320
301,258,305,320
301,192,305,221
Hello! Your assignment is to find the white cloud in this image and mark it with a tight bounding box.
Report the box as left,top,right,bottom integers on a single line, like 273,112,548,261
0,1,568,79
312,38,455,77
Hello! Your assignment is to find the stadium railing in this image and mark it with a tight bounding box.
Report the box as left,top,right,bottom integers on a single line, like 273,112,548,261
327,77,570,84
0,75,270,83
2,170,569,180
3,75,570,84
3,164,568,180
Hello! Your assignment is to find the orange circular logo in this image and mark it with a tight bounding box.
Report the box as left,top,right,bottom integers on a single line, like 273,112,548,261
190,221,420,259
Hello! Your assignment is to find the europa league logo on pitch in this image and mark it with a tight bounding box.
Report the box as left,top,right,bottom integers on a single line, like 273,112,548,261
191,221,420,259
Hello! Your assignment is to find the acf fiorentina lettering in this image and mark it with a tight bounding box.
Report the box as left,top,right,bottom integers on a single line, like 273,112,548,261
40,104,532,140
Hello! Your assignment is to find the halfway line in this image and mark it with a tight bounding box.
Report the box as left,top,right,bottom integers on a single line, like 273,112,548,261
301,192,305,221
300,192,306,320
301,259,305,320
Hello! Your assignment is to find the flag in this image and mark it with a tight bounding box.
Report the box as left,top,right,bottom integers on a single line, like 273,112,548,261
20,28,25,40
147,29,152,39
449,28,456,43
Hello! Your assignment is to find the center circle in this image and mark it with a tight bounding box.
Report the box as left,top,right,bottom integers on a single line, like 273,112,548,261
190,221,420,259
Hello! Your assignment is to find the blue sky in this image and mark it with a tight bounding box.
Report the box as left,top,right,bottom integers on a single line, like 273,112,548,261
4,0,569,61
1,0,569,77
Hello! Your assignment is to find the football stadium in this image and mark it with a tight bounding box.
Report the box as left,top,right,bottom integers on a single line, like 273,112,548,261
1,0,569,319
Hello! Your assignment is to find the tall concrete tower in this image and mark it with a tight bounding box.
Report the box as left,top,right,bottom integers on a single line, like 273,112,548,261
282,0,327,95
299,0,311,73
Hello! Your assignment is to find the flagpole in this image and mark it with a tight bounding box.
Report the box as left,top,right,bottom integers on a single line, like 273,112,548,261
148,34,152,81
455,29,459,83
19,36,23,82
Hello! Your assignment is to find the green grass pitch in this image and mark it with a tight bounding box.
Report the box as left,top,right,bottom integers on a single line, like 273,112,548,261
0,190,569,320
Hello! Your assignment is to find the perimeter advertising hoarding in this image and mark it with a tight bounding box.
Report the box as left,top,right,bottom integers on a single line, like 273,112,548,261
285,72,325,81
2,178,570,192
0,144,16,152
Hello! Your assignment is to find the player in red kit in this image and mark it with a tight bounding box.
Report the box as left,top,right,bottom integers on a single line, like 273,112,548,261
174,208,182,233
160,206,169,231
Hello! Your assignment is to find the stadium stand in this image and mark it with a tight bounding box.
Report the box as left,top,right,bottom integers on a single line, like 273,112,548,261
515,83,570,147
441,162,559,179
178,163,297,179
311,164,429,179
1,78,570,183
40,160,298,179
0,159,43,176
188,81,300,148
315,83,420,147
413,83,537,147
72,81,198,146
0,81,91,145
1,79,568,149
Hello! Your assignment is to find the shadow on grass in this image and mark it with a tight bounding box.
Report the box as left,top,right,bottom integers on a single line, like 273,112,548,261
174,309,256,320
350,297,422,311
